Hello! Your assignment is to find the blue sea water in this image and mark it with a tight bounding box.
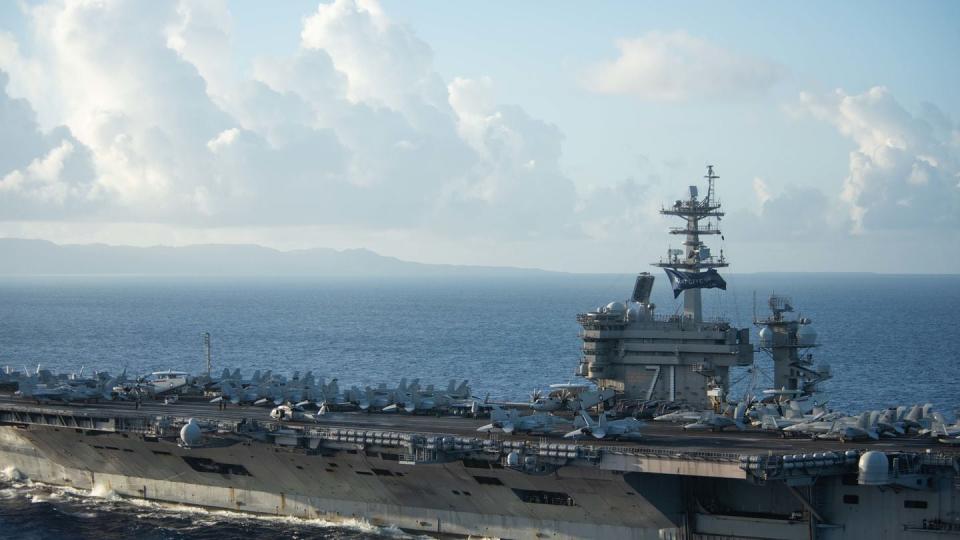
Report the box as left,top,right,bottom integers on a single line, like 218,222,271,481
0,273,957,538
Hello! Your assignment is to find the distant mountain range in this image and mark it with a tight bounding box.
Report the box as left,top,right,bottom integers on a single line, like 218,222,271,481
0,238,554,277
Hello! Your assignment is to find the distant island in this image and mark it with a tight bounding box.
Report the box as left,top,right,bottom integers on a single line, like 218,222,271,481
0,238,554,277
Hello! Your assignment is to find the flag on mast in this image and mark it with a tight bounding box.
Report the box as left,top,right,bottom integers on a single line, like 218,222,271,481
663,268,727,298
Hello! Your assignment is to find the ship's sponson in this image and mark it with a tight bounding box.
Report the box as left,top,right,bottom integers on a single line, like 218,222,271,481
2,400,959,539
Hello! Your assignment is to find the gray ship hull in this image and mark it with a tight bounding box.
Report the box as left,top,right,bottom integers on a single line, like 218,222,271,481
0,425,679,539
1,400,958,539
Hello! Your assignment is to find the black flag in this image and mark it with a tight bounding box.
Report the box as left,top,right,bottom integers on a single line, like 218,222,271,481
663,268,727,298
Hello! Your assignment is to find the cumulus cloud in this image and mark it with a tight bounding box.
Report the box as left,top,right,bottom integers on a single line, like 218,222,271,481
441,76,578,237
800,87,960,232
752,177,771,205
0,0,585,239
299,0,448,116
0,71,98,218
584,31,784,101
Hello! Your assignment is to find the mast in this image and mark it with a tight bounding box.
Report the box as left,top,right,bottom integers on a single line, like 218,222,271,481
652,165,728,322
203,332,211,377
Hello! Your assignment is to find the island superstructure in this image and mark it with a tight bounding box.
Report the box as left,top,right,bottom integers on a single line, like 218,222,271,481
577,166,752,409
756,294,832,396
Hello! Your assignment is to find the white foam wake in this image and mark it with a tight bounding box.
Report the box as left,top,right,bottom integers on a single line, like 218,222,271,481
0,477,415,538
0,466,23,481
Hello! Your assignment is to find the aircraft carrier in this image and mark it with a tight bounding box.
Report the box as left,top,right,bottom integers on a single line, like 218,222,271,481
1,166,958,539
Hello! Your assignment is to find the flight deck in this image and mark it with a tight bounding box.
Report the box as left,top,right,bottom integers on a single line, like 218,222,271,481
1,394,953,458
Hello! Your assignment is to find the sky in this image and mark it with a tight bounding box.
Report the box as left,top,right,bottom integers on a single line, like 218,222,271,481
0,0,957,273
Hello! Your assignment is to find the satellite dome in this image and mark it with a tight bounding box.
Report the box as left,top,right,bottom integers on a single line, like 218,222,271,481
180,418,202,447
605,302,626,314
758,327,775,347
858,451,889,485
626,302,642,321
798,324,818,346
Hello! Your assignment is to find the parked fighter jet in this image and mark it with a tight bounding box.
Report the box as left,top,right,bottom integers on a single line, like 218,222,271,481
683,402,748,432
653,409,710,423
759,388,825,415
900,404,936,433
383,379,475,414
565,411,644,440
293,378,346,412
352,383,396,411
382,378,420,412
210,381,263,405
754,405,831,431
920,413,960,438
445,380,471,400
16,372,123,404
783,411,880,441
477,407,570,434
526,384,616,412
15,381,74,403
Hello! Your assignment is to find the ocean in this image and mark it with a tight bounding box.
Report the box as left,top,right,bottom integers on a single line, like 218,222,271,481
0,273,957,538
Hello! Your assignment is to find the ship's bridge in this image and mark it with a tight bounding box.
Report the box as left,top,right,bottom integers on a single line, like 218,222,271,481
577,304,752,405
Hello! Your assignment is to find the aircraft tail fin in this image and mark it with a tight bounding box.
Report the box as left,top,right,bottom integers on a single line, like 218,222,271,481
906,404,922,422
489,405,509,422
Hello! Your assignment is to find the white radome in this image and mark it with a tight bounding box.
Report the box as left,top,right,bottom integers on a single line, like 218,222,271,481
798,324,818,346
858,451,889,485
605,301,626,314
180,418,202,447
758,326,774,347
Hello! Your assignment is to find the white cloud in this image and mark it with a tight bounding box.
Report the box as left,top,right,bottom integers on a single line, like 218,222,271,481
800,87,960,232
0,0,584,241
752,177,771,205
300,0,448,116
584,31,784,101
0,69,99,218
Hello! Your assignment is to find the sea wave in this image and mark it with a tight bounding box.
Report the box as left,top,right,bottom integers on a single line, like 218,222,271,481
0,478,410,539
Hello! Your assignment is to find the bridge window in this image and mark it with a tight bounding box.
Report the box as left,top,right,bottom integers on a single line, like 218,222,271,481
843,494,859,504
512,488,575,506
904,500,927,509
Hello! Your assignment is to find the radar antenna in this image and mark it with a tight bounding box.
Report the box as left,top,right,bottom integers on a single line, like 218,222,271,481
653,165,728,322
704,165,718,208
